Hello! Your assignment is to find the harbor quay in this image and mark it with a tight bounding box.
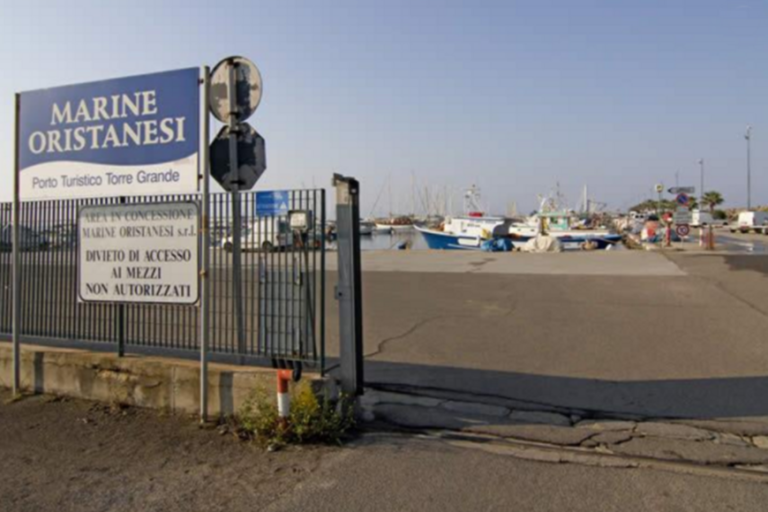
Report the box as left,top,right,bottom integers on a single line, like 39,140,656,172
326,249,768,419
4,246,766,421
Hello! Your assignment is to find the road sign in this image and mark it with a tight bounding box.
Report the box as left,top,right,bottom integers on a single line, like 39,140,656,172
210,124,266,191
668,186,695,195
17,68,201,200
209,56,263,123
655,184,664,193
78,202,199,305
673,207,692,224
256,191,290,217
676,224,691,237
675,193,690,207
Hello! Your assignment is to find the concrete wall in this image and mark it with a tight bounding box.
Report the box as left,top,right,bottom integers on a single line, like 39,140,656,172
0,342,325,417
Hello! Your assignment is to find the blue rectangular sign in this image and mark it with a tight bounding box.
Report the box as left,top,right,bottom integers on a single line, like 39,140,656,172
256,190,290,217
18,68,200,199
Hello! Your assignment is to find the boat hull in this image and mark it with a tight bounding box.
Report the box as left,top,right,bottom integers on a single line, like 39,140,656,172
375,223,413,231
418,226,623,251
546,233,623,250
415,226,483,250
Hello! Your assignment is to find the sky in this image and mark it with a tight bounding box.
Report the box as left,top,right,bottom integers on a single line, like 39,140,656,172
1,0,767,215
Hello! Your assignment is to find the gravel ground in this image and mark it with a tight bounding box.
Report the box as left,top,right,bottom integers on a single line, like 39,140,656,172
0,389,334,512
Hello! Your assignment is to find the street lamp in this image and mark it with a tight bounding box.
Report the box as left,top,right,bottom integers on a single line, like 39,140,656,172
698,158,704,208
745,126,752,210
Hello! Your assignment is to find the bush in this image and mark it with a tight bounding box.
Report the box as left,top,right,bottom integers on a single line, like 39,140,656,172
237,381,354,447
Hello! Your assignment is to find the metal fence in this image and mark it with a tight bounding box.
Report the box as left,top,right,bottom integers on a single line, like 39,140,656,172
0,189,326,369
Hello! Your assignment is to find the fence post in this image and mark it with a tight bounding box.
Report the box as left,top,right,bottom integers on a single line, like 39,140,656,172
12,93,21,396
333,174,363,396
117,196,126,357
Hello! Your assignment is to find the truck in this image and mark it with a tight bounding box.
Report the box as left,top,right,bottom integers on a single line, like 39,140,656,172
690,210,725,228
221,218,294,253
730,211,768,234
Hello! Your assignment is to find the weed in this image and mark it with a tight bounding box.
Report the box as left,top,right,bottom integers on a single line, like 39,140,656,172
237,381,354,447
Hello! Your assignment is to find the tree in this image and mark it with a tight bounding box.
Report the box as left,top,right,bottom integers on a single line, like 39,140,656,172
701,191,724,213
629,199,675,213
687,196,698,211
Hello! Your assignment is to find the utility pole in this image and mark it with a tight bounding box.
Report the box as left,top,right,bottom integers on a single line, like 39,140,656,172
698,159,705,207
746,126,752,210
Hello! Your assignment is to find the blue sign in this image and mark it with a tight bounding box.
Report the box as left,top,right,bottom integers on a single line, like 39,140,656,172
18,68,200,199
256,191,290,217
675,193,689,206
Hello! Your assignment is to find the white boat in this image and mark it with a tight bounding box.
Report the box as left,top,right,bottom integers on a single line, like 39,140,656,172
374,216,414,232
416,215,513,250
360,221,374,235
509,210,621,249
417,187,621,251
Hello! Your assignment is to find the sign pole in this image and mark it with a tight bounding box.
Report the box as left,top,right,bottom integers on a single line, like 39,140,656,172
226,59,247,358
12,93,21,396
200,66,211,422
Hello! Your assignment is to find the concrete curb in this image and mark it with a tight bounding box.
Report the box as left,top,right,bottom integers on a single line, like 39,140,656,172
0,342,331,417
360,387,768,473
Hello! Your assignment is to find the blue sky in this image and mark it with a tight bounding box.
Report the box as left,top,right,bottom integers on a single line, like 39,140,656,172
1,0,767,213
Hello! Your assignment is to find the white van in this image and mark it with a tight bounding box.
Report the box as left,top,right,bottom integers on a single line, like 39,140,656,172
731,211,768,234
691,211,717,228
221,218,294,252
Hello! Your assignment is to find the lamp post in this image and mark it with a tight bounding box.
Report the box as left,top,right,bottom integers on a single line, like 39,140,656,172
745,126,752,210
698,158,705,208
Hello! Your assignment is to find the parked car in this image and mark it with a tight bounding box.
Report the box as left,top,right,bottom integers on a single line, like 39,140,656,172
0,225,50,252
44,224,77,249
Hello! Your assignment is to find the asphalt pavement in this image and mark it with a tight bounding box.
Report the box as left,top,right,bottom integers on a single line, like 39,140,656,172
4,391,768,512
267,432,768,512
325,250,768,421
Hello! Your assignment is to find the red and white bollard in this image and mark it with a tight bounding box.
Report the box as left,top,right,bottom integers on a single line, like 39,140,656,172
277,369,292,425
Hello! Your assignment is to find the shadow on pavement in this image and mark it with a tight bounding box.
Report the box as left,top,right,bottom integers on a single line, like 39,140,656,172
362,360,768,420
721,254,768,275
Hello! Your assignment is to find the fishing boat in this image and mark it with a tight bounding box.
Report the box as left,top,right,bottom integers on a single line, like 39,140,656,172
360,221,374,235
508,209,622,249
416,214,512,250
416,185,513,250
374,216,414,232
417,186,622,250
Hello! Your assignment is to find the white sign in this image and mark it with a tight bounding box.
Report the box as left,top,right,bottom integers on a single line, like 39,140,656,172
673,206,692,225
78,202,199,304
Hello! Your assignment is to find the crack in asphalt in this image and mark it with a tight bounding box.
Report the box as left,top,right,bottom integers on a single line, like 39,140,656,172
365,315,450,359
